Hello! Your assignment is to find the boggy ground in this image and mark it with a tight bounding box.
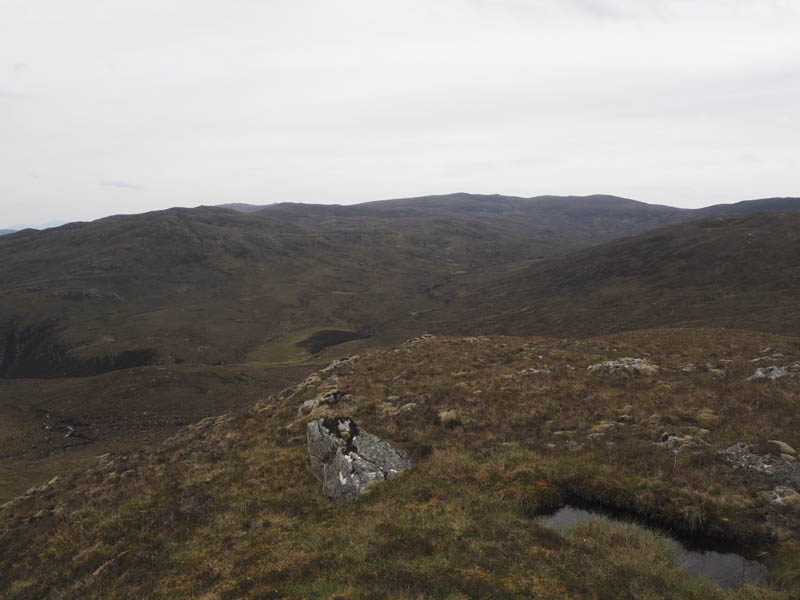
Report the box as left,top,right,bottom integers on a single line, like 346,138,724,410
2,328,800,599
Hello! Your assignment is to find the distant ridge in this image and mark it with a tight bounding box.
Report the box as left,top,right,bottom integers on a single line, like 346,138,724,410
697,196,800,216
215,202,274,213
0,229,15,236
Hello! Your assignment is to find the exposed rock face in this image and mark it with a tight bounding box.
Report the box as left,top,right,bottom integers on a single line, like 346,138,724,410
298,389,345,414
307,417,414,502
750,366,788,381
587,358,658,376
722,443,800,488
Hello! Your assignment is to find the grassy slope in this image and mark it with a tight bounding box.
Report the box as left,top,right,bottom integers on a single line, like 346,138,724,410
2,329,800,598
0,206,445,371
434,211,800,338
0,193,706,374
3,200,800,511
0,362,315,504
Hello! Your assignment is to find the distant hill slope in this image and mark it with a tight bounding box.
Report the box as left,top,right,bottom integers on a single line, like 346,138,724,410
697,197,800,217
1,194,799,377
434,211,800,337
0,230,15,236
214,202,272,213
258,193,691,250
0,194,693,378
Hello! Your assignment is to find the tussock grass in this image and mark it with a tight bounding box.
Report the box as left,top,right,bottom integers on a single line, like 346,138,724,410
2,328,799,598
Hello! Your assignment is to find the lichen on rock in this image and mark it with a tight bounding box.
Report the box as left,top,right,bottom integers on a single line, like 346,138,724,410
307,416,414,502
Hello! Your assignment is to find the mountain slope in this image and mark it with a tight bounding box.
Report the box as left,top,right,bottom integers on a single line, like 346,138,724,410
698,197,800,217
258,193,691,251
0,194,698,378
2,194,799,378
434,211,800,337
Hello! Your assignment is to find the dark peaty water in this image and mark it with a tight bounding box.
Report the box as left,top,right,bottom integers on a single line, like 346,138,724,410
537,505,768,588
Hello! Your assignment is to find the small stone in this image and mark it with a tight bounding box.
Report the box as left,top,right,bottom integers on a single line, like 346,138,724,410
658,431,709,453
770,486,800,508
298,389,344,414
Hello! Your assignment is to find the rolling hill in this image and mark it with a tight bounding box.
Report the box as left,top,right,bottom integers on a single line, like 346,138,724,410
0,194,694,379
2,193,800,506
433,211,800,338
3,193,799,380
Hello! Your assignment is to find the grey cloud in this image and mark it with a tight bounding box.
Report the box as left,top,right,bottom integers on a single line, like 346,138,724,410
478,0,798,19
0,87,25,99
0,1,798,225
100,181,146,191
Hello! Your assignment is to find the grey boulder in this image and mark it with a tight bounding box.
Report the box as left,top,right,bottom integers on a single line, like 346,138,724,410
750,366,788,381
307,417,414,502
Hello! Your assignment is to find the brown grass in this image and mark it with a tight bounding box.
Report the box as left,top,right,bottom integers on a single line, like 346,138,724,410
2,328,800,598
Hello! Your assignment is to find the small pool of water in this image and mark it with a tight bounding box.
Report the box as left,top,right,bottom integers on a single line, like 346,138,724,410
537,505,768,588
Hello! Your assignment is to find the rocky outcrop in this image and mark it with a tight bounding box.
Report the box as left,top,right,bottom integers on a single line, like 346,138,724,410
722,443,800,488
298,389,345,414
307,417,414,502
587,358,658,376
658,431,709,454
750,366,788,381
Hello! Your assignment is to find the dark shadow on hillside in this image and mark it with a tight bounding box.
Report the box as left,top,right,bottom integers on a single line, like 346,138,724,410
0,319,157,378
295,330,367,354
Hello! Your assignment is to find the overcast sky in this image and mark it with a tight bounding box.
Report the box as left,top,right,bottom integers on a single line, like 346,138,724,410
1,0,798,228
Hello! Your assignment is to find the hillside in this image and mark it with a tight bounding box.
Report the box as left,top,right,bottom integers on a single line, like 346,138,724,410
0,193,699,499
3,194,799,380
3,196,800,506
256,193,689,250
0,230,15,236
0,361,314,504
698,197,800,217
0,194,696,379
2,329,800,598
216,203,274,213
434,211,800,338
